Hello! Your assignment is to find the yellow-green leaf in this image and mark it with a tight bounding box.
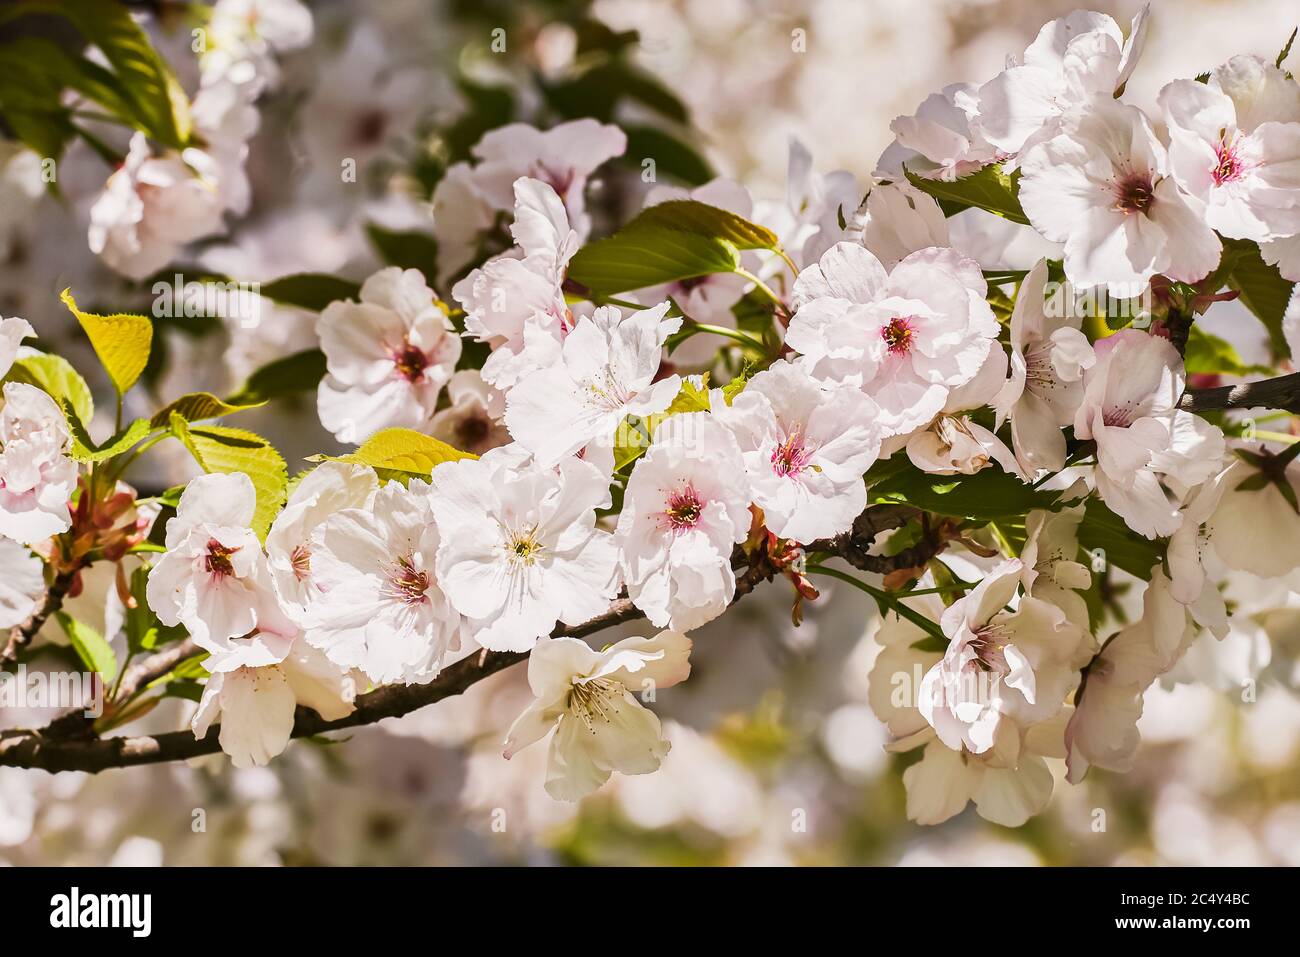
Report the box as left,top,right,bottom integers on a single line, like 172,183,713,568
624,200,782,251
56,611,118,682
150,392,267,429
318,428,476,479
613,376,710,473
5,353,94,425
170,415,288,541
61,288,152,396
68,413,151,463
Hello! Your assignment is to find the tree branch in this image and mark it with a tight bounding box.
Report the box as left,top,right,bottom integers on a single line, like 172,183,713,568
1181,371,1300,415
1,568,79,671
0,504,907,774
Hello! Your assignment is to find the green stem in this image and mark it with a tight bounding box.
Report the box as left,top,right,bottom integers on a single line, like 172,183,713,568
806,563,946,641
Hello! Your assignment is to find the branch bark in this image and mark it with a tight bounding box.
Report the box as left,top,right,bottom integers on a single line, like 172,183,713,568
0,506,903,774
1181,370,1300,415
1,568,79,670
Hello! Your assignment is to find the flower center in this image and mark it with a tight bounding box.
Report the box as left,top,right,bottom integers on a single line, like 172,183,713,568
1113,172,1155,214
771,430,815,477
568,677,621,732
506,528,544,566
290,543,311,582
391,340,428,383
1212,135,1246,185
968,624,1010,675
1101,403,1136,428
662,485,704,531
384,555,430,605
881,316,916,356
204,539,239,577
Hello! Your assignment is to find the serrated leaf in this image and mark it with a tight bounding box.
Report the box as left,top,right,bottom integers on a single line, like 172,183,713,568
226,348,328,406
61,288,152,396
56,611,117,683
568,227,741,297
625,200,781,251
322,428,476,478
150,392,266,429
169,415,288,541
903,164,1029,225
68,412,151,463
5,353,94,425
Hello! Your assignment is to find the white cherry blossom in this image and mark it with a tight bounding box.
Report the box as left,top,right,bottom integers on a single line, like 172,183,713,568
430,370,511,455
304,479,461,684
505,303,681,467
0,383,76,544
430,450,620,652
503,630,692,801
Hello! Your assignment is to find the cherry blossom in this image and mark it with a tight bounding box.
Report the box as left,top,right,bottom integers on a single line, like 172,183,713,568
615,413,752,631
505,303,681,467
429,449,620,652
302,479,461,683
787,243,1000,435
1018,96,1222,294
0,383,76,544
714,360,882,542
430,370,511,456
317,267,461,443
503,630,692,801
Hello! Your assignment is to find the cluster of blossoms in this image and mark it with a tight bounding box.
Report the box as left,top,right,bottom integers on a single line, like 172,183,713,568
4,3,1300,825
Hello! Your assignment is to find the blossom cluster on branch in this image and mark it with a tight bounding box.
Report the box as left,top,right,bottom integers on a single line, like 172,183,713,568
1,1,1300,827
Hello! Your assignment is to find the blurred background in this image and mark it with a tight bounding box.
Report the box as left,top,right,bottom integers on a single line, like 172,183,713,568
2,0,1299,865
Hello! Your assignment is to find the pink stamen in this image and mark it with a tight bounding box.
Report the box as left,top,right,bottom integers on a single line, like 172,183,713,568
882,317,916,356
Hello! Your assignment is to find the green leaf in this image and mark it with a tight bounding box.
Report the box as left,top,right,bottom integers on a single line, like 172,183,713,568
320,427,476,479
57,0,192,147
61,288,152,396
1184,326,1272,377
56,611,118,683
1076,498,1165,581
150,392,266,429
259,274,361,312
366,224,439,276
909,635,949,653
569,227,741,296
869,465,1056,521
125,565,186,655
621,125,714,186
1278,26,1297,68
225,349,328,406
144,652,210,693
169,415,288,541
1222,238,1295,358
903,164,1029,225
5,353,94,425
624,200,781,251
68,413,151,463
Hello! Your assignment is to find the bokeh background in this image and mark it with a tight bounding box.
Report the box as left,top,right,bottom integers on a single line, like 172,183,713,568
2,0,1299,865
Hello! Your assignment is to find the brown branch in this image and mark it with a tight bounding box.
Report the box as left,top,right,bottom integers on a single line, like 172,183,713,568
0,504,906,774
806,503,941,575
1181,370,1300,415
1,568,79,671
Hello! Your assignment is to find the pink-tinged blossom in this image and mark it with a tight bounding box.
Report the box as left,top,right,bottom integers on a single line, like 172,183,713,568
316,266,461,443
1073,330,1226,538
615,414,752,631
0,383,76,544
1018,96,1222,294
787,243,1000,435
713,360,883,542
505,303,681,467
